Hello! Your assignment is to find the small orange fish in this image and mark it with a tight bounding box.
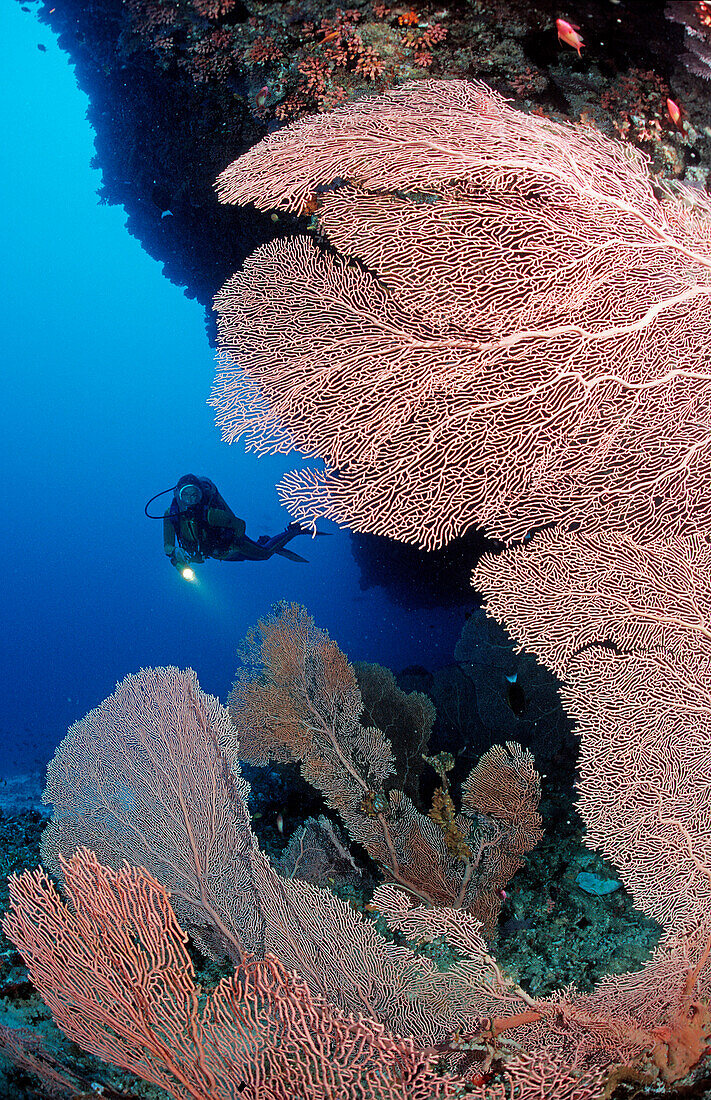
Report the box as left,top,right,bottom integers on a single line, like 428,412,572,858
666,97,683,129
556,17,584,57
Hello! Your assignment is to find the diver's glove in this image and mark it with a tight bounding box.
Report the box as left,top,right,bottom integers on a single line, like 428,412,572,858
170,547,196,570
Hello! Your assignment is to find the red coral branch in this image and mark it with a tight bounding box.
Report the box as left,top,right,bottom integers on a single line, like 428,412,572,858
3,851,460,1100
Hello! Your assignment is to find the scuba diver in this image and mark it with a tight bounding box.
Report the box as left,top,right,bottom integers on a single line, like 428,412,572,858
146,474,318,574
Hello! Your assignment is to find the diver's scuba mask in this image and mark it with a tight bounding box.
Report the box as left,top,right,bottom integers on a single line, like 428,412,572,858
178,483,203,509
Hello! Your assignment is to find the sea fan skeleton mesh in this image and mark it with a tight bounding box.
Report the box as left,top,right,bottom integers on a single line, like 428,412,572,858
473,529,711,946
470,528,711,1088
35,661,530,1043
211,79,711,550
19,630,711,1094
15,78,711,1097
227,603,542,935
3,851,463,1100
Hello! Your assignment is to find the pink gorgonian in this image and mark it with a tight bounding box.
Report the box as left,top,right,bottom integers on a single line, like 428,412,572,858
211,80,711,549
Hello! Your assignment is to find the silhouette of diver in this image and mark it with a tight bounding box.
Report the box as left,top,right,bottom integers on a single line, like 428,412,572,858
162,474,316,571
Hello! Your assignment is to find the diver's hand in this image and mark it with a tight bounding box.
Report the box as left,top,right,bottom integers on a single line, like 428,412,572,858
170,548,194,570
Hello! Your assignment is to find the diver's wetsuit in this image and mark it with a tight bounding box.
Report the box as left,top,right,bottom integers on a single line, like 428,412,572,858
164,476,307,567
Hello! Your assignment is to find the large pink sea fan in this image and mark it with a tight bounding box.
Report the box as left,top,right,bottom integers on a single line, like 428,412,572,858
211,79,711,549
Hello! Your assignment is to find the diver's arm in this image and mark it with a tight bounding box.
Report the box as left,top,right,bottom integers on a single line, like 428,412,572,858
163,513,176,556
163,513,181,568
207,507,246,539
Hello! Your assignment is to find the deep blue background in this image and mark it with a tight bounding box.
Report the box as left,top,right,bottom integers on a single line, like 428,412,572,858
2,2,463,775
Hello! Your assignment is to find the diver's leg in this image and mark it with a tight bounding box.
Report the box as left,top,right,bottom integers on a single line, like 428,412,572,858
215,536,272,561
259,523,305,553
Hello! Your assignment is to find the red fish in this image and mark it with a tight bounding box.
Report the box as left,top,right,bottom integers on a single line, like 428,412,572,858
666,97,684,129
255,85,269,109
556,17,584,57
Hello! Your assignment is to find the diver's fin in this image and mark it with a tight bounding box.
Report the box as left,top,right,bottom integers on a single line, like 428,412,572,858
287,522,332,538
276,547,309,563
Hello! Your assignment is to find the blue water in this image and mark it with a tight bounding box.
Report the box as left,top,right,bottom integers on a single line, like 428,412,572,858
2,3,464,776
